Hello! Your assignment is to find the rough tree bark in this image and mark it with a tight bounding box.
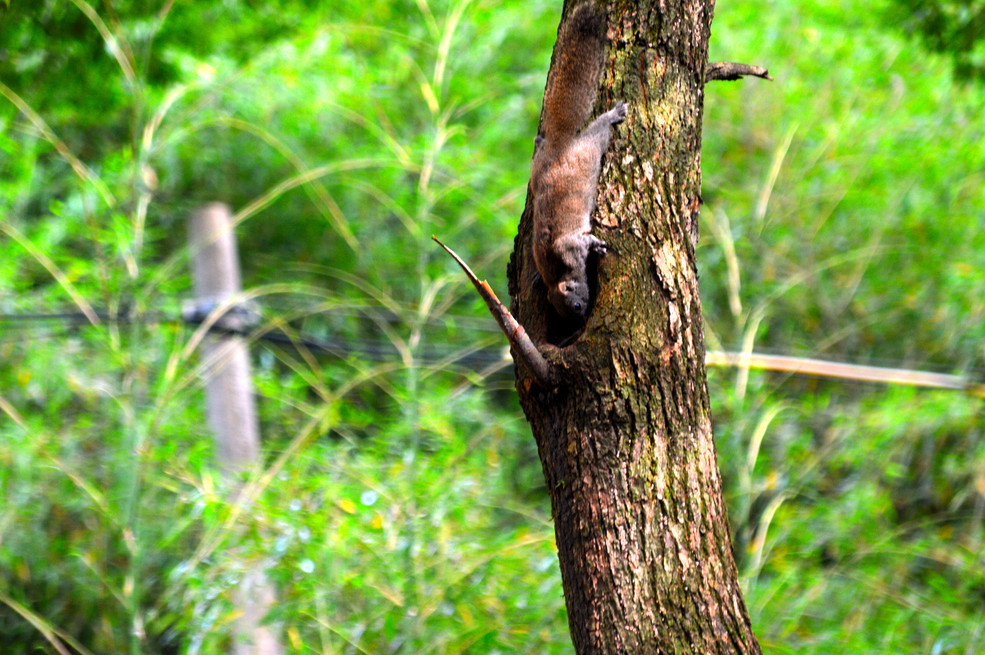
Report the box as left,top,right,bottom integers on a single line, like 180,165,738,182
506,0,761,652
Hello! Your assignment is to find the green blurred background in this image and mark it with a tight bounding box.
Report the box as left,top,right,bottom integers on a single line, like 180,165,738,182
1,0,983,652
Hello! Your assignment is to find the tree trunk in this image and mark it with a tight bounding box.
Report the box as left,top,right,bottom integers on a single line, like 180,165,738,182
507,1,760,653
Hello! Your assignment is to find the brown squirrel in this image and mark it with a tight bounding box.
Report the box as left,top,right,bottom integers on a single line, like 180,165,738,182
530,3,627,321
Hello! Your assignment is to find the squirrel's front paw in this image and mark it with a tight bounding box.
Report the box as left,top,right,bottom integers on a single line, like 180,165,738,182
590,237,608,256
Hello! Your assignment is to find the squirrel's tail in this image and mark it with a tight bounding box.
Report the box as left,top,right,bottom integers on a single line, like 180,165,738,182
539,3,607,145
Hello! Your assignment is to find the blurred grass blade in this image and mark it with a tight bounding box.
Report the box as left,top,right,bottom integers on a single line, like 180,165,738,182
0,222,101,325
0,592,96,655
0,81,116,208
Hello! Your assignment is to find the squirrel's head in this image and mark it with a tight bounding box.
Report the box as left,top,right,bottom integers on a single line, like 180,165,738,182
549,279,591,320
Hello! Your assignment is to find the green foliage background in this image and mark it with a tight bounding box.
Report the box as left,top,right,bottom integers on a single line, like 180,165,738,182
1,0,983,653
